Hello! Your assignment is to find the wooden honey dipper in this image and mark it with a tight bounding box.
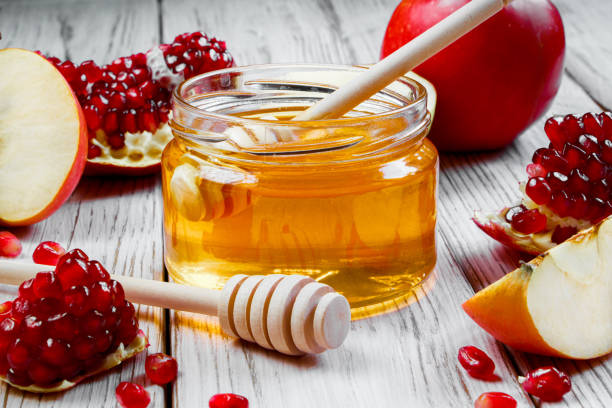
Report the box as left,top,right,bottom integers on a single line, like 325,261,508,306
0,261,351,356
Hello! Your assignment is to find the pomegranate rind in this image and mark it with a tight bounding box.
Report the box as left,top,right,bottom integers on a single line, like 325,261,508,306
0,331,148,393
473,209,554,255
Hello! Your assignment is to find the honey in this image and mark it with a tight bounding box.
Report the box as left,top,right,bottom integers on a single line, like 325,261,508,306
162,65,438,317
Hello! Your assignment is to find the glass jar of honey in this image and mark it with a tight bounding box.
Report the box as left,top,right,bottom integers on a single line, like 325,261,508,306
162,64,438,318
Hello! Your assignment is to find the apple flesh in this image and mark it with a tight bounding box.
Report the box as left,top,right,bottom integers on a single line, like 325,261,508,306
464,216,612,359
381,0,565,151
0,48,87,226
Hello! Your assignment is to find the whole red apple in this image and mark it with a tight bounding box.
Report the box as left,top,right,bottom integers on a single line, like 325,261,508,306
381,0,565,151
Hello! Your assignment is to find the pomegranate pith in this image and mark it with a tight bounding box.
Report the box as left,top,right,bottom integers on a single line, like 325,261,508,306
209,393,249,408
519,366,571,402
116,381,151,408
0,231,21,258
39,32,234,175
458,346,496,380
145,352,178,385
0,246,143,391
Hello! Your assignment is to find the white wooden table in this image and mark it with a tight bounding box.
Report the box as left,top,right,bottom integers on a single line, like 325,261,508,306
1,0,611,407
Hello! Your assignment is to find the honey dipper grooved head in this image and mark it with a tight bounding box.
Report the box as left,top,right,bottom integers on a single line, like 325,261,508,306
218,274,351,355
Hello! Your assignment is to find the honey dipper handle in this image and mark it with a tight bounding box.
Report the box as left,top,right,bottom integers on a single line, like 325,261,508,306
294,0,513,121
0,260,219,316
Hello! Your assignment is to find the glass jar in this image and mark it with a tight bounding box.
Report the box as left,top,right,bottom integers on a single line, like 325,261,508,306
162,64,438,318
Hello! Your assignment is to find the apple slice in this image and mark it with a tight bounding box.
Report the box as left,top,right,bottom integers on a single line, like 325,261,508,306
463,216,612,359
0,48,87,226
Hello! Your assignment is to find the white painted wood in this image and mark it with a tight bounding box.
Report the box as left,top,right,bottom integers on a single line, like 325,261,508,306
553,0,612,111
0,0,165,407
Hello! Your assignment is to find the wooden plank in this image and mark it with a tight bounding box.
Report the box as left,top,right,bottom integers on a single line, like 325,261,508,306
552,0,612,111
161,0,534,406
0,1,166,407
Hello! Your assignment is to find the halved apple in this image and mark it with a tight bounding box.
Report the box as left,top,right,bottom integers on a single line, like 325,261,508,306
0,48,87,226
463,216,612,359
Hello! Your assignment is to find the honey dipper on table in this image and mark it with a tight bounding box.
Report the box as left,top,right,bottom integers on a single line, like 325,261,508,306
0,260,350,356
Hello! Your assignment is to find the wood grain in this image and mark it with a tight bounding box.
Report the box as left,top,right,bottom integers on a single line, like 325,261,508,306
553,0,612,111
0,0,166,407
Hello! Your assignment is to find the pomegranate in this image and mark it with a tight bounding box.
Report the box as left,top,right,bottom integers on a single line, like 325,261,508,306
381,0,565,151
458,346,495,380
40,32,234,175
116,381,151,408
0,231,21,258
145,352,177,385
519,366,571,402
474,112,612,254
0,248,147,392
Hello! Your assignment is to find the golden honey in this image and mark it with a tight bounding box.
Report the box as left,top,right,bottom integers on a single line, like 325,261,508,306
162,65,438,317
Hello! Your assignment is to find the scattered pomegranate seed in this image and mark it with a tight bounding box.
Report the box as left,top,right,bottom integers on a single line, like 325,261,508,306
458,346,496,380
145,352,178,385
474,392,517,408
520,366,571,402
32,241,66,266
510,209,547,234
116,382,151,408
209,393,249,408
504,205,526,223
0,231,22,258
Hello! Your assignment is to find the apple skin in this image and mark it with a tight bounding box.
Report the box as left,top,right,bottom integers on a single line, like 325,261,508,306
381,0,565,152
0,49,88,227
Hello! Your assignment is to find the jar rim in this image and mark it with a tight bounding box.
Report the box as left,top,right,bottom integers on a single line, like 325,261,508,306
172,63,428,128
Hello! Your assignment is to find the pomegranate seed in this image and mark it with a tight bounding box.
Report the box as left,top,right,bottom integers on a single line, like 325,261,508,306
104,109,120,133
32,241,66,266
582,112,603,139
88,260,111,282
520,366,571,402
525,177,552,205
549,190,571,218
63,285,91,317
58,61,77,82
11,298,32,320
139,106,159,132
563,143,587,169
79,60,102,83
108,133,126,149
602,140,612,164
591,179,609,201
0,231,22,258
533,148,568,173
21,315,44,346
59,361,82,380
504,205,526,223
0,301,12,317
132,53,147,66
117,316,139,345
111,280,126,306
73,336,97,360
82,310,106,335
511,208,547,234
544,171,567,191
457,346,495,380
577,134,600,154
560,114,583,144
138,80,156,99
109,92,127,109
474,392,517,408
145,353,178,385
18,278,36,301
40,337,71,366
27,361,58,385
525,163,546,178
94,330,113,353
7,368,32,387
32,271,63,299
587,197,608,223
120,109,138,133
584,153,607,180
0,318,20,353
56,257,89,289
209,393,249,408
568,193,589,219
46,313,78,341
566,169,590,194
132,67,149,83
600,112,612,139
88,144,103,159
116,382,151,408
108,58,127,74
31,297,63,320
7,338,31,370
90,281,113,312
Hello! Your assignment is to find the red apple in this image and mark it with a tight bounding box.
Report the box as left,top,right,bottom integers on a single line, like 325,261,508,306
381,0,565,151
0,48,87,226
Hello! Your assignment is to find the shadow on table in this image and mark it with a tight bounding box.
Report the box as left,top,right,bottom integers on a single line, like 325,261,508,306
71,174,161,202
